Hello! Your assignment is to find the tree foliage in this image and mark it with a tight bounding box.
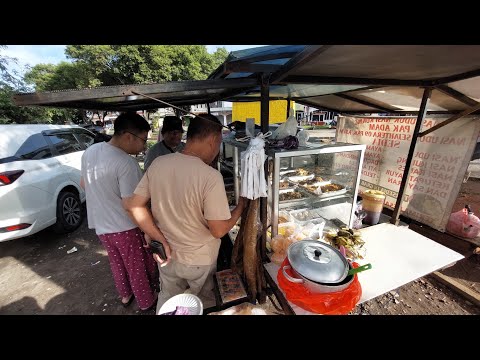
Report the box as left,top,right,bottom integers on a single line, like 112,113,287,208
6,45,229,124
0,46,56,124
64,45,228,85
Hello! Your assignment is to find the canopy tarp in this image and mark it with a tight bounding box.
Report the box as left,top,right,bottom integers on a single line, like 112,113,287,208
13,45,480,115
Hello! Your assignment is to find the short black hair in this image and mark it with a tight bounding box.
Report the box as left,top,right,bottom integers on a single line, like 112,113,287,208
114,111,150,136
187,113,222,141
161,116,183,134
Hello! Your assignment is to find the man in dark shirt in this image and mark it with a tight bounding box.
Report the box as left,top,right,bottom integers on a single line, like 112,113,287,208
144,116,185,170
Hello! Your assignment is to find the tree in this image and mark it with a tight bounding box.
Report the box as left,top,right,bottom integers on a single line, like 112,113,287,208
23,62,87,124
0,46,53,124
64,45,228,85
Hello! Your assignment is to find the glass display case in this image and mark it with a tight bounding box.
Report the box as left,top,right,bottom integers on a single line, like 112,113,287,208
223,139,366,237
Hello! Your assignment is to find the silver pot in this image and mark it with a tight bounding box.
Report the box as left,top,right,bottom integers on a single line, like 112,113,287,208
282,240,371,294
282,263,355,293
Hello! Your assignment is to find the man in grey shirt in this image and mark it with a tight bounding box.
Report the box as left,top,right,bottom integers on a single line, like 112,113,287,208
80,112,158,311
144,116,185,170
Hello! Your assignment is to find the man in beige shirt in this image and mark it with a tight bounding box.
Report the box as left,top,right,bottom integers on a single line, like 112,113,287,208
125,114,246,311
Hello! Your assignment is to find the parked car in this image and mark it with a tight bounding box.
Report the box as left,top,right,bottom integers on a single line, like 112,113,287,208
0,125,95,242
104,119,115,135
80,122,105,135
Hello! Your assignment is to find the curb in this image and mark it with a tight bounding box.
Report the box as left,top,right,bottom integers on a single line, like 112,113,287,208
430,271,480,308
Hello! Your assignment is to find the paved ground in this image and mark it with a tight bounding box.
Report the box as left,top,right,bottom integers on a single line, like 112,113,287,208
0,216,155,315
0,212,478,315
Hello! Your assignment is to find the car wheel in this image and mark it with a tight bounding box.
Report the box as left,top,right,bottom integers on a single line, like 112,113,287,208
52,191,83,233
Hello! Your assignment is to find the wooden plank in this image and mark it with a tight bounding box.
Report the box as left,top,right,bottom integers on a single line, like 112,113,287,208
430,271,480,308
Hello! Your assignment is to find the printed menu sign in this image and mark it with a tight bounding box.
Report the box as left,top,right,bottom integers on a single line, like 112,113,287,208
336,116,480,231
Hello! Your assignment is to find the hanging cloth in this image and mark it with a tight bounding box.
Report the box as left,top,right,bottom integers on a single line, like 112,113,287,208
240,134,268,200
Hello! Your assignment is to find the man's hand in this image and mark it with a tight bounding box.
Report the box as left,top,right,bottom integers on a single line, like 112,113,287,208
143,233,152,247
152,241,172,267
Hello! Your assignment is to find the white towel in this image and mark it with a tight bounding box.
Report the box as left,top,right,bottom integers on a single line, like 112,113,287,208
240,135,268,200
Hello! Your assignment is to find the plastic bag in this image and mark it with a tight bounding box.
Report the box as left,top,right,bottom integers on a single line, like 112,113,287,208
297,130,309,146
245,118,255,138
446,205,480,239
277,257,362,315
353,201,367,229
271,115,298,140
240,135,268,199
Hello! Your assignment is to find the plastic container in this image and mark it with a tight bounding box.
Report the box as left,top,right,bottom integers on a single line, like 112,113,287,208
278,210,292,224
289,208,324,226
277,222,297,237
361,190,386,225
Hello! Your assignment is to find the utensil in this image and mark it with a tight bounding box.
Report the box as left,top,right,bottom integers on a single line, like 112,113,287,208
347,263,372,276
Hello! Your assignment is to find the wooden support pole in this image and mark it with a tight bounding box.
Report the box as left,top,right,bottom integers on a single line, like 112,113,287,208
260,74,270,262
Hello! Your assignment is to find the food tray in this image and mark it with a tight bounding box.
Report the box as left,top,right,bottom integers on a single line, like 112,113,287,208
279,188,295,194
278,188,312,206
287,174,315,183
289,208,320,222
301,183,348,198
298,181,332,194
297,178,330,187
317,188,348,199
288,208,325,226
279,169,297,176
278,179,296,191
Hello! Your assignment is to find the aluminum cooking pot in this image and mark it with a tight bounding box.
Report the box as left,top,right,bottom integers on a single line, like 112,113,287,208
282,240,371,294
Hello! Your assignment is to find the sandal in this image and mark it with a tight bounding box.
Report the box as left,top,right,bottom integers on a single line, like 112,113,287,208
121,294,134,308
140,292,158,312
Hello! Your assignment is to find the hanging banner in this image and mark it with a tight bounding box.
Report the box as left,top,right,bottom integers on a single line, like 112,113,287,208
336,115,480,231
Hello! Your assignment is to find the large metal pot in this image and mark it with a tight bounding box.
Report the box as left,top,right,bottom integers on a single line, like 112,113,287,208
282,240,369,294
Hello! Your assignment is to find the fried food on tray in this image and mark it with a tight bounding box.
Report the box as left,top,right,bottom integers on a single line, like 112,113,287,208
279,191,305,201
298,178,322,186
304,185,319,193
279,181,290,189
295,168,310,176
321,183,344,192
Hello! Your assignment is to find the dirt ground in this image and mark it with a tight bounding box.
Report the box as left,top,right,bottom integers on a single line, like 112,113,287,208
1,181,480,315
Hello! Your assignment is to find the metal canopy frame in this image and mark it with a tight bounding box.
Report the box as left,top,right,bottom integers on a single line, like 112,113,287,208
13,78,259,112
13,45,480,117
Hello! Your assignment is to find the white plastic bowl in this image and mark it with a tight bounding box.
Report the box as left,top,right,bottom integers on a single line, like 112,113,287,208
157,294,203,315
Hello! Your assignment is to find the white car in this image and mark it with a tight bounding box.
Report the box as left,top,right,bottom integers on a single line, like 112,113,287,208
0,125,95,242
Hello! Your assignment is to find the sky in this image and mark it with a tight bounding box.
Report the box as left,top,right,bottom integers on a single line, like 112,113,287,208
2,45,265,75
